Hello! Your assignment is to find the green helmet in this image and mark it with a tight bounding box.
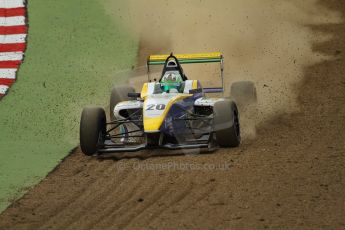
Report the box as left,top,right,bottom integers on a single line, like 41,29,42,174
161,71,183,92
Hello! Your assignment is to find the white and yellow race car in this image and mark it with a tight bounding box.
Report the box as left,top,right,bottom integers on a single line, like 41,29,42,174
80,52,256,155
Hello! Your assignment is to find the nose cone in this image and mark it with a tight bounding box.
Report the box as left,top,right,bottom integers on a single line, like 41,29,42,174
143,94,192,132
143,96,170,132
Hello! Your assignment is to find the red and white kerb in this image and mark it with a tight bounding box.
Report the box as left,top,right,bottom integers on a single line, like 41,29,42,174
0,0,27,98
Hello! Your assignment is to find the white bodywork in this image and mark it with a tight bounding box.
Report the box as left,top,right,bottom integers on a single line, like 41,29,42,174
114,94,224,120
194,97,225,107
114,100,143,119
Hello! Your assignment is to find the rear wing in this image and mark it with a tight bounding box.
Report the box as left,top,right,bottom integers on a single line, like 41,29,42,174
147,52,223,65
147,52,224,93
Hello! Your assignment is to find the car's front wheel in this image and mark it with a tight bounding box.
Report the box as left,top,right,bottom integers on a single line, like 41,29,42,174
80,107,106,155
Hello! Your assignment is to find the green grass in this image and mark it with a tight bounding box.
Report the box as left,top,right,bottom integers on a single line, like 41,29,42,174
0,0,137,212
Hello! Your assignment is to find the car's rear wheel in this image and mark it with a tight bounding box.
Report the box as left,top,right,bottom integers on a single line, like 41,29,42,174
230,81,257,105
80,107,106,155
110,86,135,121
213,100,240,147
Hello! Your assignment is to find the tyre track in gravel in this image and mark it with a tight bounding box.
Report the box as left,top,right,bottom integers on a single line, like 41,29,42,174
65,165,144,229
93,160,203,229
33,153,119,230
134,182,194,228
72,159,178,229
118,176,204,229
96,179,170,229
38,161,129,230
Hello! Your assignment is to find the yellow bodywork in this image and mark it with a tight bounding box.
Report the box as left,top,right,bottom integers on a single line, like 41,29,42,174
141,83,149,98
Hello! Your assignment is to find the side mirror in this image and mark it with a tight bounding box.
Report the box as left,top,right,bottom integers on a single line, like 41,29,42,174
128,92,141,98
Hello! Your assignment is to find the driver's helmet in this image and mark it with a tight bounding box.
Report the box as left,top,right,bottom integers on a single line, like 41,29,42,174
161,71,183,92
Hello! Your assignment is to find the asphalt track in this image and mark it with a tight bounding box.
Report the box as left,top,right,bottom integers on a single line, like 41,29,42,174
1,0,345,229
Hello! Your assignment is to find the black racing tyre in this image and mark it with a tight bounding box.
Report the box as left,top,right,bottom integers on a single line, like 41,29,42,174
110,86,135,121
80,107,106,156
230,81,257,105
213,100,241,147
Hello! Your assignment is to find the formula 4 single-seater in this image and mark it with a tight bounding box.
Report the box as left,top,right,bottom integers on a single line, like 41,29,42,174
80,52,256,155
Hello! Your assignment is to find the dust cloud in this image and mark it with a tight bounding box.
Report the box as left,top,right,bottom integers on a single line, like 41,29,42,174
102,0,340,137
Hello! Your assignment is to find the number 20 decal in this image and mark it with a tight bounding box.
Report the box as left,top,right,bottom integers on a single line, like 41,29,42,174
146,104,166,111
